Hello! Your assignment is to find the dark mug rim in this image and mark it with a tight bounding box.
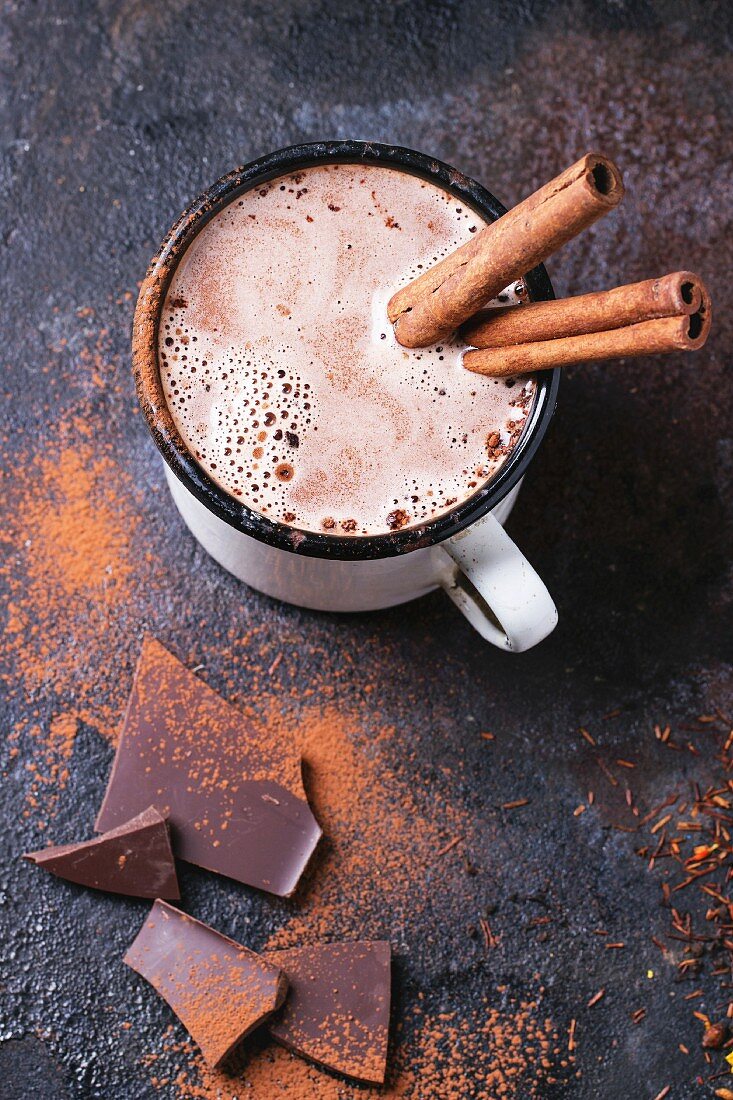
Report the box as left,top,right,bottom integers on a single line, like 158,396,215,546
133,139,560,561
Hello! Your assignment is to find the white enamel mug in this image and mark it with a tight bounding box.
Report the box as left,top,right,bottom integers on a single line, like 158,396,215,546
134,141,560,652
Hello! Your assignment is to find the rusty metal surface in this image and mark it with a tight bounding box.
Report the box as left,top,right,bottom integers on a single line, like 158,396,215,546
0,1,731,1097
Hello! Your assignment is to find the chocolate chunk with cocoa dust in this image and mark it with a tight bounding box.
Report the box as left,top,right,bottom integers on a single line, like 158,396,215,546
125,900,287,1067
265,941,391,1084
24,806,179,899
95,637,321,896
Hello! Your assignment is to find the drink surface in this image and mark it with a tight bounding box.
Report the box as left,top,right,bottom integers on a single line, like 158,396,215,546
159,163,534,536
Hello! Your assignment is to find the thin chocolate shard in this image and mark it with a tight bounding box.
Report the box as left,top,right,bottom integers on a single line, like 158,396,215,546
125,900,287,1068
265,941,391,1085
95,637,321,897
23,807,179,899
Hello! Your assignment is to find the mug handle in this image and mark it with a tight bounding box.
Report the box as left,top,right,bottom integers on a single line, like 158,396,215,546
436,512,557,651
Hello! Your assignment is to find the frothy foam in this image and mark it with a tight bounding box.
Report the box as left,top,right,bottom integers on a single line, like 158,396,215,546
159,163,535,536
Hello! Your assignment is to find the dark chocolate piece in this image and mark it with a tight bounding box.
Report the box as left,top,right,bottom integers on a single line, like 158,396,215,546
24,806,179,899
125,901,287,1067
265,941,391,1084
95,637,321,896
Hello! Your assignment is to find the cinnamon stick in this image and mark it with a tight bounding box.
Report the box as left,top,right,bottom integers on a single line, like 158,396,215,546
462,272,704,350
388,152,624,348
463,292,712,378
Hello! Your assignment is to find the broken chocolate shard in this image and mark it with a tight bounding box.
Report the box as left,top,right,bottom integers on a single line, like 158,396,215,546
125,900,287,1068
95,637,321,897
23,806,179,899
265,941,391,1085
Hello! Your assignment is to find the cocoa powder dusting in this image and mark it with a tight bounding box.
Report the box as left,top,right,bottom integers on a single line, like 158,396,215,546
0,385,154,826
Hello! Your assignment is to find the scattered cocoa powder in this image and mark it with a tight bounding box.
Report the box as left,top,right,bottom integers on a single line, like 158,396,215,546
146,988,572,1098
1,413,150,826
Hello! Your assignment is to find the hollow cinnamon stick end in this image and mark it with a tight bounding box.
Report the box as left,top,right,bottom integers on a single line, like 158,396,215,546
583,153,624,208
663,271,704,316
684,283,712,350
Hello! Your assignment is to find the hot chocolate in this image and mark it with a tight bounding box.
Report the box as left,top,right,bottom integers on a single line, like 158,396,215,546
159,163,534,537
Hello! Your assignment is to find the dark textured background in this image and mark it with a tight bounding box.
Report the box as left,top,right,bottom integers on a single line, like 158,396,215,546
0,1,731,1097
